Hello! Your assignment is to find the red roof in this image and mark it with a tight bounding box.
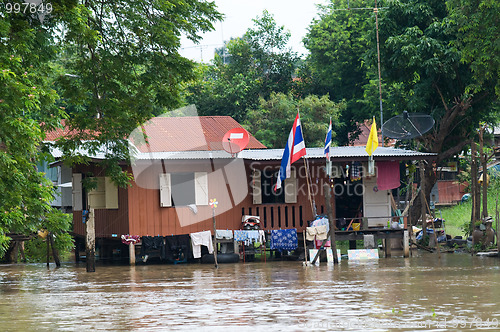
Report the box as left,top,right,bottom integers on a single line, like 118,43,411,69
46,116,266,152
349,119,395,147
133,116,266,152
44,119,96,141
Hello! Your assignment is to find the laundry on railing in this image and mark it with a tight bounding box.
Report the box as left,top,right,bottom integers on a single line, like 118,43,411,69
306,225,328,241
190,230,213,259
165,234,191,263
234,230,247,242
270,229,298,252
140,236,166,260
234,230,265,246
215,229,233,240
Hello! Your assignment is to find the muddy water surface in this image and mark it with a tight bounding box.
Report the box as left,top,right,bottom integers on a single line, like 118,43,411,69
1,253,500,331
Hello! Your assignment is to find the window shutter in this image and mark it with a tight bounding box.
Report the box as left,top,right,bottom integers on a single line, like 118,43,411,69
159,173,172,207
105,177,119,209
72,173,83,211
252,169,262,204
88,177,106,209
284,169,298,203
194,172,208,206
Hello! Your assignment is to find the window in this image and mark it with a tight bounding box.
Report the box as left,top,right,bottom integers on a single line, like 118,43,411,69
159,172,208,207
87,177,119,209
171,173,195,206
252,168,297,204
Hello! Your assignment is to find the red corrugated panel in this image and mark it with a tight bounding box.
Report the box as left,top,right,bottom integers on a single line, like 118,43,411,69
134,116,266,152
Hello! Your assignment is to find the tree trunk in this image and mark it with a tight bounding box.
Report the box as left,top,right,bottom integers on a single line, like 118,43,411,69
409,162,436,229
471,143,478,226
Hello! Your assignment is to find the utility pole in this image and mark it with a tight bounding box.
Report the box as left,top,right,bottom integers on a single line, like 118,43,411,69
334,0,386,146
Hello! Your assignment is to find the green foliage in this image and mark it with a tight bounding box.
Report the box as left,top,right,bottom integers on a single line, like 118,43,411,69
441,176,500,237
24,210,73,262
244,92,344,148
0,0,222,258
54,0,222,186
447,0,500,97
0,3,72,257
185,10,299,123
379,0,498,160
303,0,378,144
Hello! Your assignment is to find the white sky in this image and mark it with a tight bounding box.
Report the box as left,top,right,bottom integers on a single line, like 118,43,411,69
180,0,329,63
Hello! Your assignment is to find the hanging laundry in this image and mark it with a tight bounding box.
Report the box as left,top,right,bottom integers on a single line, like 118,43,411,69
258,230,266,243
306,225,328,241
246,230,260,245
377,161,400,190
164,235,191,263
310,217,329,231
270,229,298,251
140,236,166,260
234,230,248,242
190,231,214,259
215,229,233,240
351,161,362,181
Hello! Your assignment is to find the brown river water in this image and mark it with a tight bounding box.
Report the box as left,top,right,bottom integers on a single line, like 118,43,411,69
1,253,500,331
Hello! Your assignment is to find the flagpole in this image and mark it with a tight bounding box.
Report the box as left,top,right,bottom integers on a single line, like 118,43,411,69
297,107,317,218
303,157,317,217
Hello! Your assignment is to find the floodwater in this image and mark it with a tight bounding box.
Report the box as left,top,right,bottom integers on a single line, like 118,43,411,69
1,253,500,331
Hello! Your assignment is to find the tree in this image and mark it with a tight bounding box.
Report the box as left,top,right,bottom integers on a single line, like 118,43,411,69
56,0,222,187
0,1,75,257
378,0,498,223
244,92,344,148
0,0,222,258
303,0,377,144
447,0,500,97
185,10,299,123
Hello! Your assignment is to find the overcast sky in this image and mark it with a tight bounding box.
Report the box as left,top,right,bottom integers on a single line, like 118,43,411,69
180,0,329,63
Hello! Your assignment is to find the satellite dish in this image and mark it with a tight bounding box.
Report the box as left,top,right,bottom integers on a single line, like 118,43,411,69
382,111,435,140
222,128,249,155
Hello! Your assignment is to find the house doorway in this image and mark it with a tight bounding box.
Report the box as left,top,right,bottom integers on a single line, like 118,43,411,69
333,166,364,230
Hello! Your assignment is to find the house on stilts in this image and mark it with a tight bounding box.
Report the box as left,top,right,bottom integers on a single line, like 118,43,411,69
45,116,436,264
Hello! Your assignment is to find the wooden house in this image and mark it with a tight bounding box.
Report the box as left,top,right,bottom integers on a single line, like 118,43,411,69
47,116,435,258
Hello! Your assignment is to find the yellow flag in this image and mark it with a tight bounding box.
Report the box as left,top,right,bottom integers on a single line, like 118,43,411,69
366,116,379,156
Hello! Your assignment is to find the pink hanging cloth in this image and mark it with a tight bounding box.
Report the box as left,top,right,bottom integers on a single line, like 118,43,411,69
377,161,400,190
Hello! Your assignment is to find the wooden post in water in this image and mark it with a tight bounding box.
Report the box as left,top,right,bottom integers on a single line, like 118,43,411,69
419,161,427,239
496,195,499,254
86,208,96,272
403,230,410,258
303,231,308,264
311,183,338,265
129,243,136,266
209,199,218,268
212,208,218,268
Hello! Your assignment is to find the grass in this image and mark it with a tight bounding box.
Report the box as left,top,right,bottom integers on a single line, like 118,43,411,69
438,180,500,238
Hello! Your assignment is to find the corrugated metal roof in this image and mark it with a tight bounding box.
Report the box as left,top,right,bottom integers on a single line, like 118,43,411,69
131,116,266,152
130,146,436,161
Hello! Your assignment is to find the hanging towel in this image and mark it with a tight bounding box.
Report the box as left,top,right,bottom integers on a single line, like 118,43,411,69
351,161,362,181
377,161,401,190
258,230,266,243
215,229,233,240
315,225,328,241
270,229,298,252
306,225,328,241
306,227,318,241
190,231,213,259
234,230,248,242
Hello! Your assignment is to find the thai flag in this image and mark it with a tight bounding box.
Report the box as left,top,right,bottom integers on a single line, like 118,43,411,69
276,112,306,190
324,118,332,159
